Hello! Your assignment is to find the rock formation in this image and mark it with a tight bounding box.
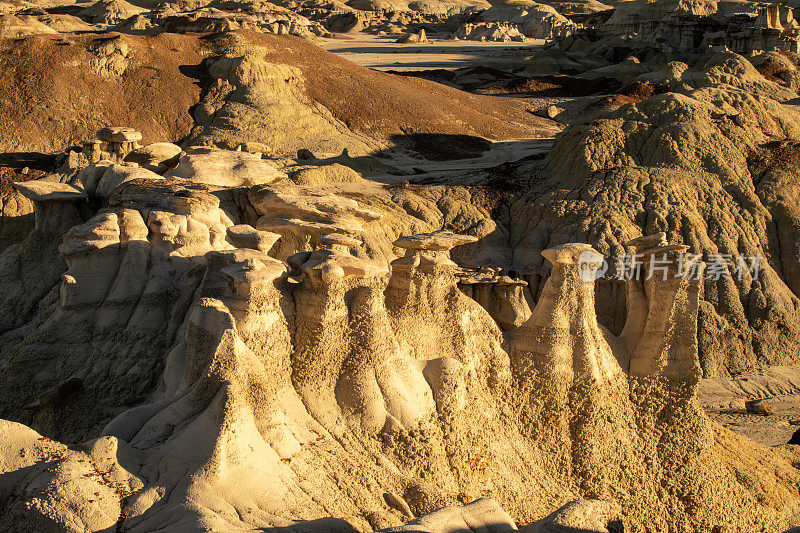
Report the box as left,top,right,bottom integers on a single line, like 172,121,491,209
6,0,800,527
0,142,798,531
602,0,800,54
455,1,576,42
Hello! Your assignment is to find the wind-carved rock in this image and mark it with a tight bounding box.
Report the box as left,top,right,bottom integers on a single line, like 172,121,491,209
83,127,142,164
13,179,86,234
0,180,87,333
292,233,398,434
508,243,635,492
291,229,511,436
248,183,382,260
510,243,622,402
457,267,532,331
96,127,142,161
200,226,292,407
621,233,705,390
58,208,149,315
387,231,511,412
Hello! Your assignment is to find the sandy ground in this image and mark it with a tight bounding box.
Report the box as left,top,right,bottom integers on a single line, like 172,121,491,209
321,33,546,71
700,365,800,446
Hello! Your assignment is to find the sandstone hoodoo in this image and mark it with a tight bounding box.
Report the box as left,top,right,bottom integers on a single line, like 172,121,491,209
3,0,800,527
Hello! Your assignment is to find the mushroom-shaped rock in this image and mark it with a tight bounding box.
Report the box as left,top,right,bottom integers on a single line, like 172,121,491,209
213,248,288,297
95,127,142,161
226,225,281,253
164,148,287,187
82,140,104,163
392,230,477,272
456,268,532,330
13,180,87,203
301,235,387,286
509,242,620,405
13,180,87,232
639,244,689,257
541,242,604,270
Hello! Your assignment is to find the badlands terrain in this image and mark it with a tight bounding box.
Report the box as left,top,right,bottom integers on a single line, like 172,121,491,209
4,0,800,531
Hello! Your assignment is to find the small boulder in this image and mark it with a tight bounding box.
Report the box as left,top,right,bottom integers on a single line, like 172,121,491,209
520,499,623,533
745,399,773,416
124,142,182,173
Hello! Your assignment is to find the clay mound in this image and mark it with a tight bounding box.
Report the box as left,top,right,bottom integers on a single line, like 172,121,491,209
36,13,97,32
0,31,558,156
0,32,208,154
189,31,558,152
494,50,800,377
0,13,57,36
79,0,147,24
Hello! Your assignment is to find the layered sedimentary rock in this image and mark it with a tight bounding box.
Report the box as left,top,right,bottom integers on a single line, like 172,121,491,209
1,151,798,532
455,1,576,42
601,0,800,54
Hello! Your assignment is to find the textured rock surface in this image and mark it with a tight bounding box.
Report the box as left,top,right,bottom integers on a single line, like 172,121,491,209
5,6,800,532
0,158,797,531
494,52,800,378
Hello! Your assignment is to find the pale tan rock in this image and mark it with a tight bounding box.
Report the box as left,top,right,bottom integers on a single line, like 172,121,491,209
624,245,704,386
95,164,162,203
378,498,516,532
520,499,622,533
226,224,281,252
457,270,532,330
13,180,87,203
394,230,478,251
164,147,287,186
0,420,143,533
292,163,364,185
0,14,57,38
192,55,378,157
80,0,147,25
300,235,387,285
124,142,182,173
249,183,382,258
